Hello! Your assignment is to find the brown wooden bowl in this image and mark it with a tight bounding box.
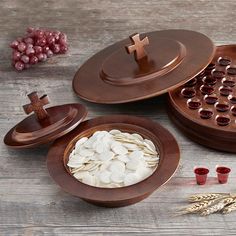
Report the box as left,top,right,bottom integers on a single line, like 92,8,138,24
46,115,180,207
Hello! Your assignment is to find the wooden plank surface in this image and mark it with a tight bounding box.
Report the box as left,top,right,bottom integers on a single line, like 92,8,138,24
1,0,236,235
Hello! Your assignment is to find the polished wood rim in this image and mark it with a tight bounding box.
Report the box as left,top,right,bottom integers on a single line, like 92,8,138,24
168,97,236,153
46,115,180,207
73,30,215,104
4,104,87,149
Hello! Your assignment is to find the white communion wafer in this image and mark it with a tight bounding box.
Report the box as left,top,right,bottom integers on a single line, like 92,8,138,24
109,160,126,173
67,159,83,168
78,148,94,157
99,161,111,171
131,133,143,141
98,151,114,161
136,166,153,179
99,170,111,184
129,150,144,160
144,139,157,152
82,173,96,185
69,154,86,164
122,142,139,150
111,142,128,155
75,137,88,149
67,130,159,188
126,159,141,171
109,129,122,135
74,171,90,180
117,155,130,163
110,171,124,183
124,173,139,186
83,137,95,148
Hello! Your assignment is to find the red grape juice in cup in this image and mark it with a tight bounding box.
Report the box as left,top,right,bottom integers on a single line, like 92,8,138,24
216,166,231,184
194,167,209,185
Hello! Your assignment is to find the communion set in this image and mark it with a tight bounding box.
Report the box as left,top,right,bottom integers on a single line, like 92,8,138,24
4,29,236,207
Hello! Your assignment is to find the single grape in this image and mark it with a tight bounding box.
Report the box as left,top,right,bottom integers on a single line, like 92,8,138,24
12,50,21,61
29,55,39,64
45,31,53,38
27,27,35,33
17,42,26,52
25,47,35,56
10,40,19,49
34,46,42,54
43,46,50,53
37,53,45,62
26,43,33,48
59,33,67,41
15,61,25,71
60,44,68,53
42,53,48,61
47,50,53,58
47,36,55,45
35,30,44,39
27,32,35,38
21,55,30,64
59,33,67,45
51,44,60,54
36,37,47,47
24,37,34,44
53,31,60,41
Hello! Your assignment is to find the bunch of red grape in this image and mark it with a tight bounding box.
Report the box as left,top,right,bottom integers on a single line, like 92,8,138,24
10,27,68,71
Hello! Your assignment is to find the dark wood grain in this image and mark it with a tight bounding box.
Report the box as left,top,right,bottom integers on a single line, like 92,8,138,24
1,0,236,235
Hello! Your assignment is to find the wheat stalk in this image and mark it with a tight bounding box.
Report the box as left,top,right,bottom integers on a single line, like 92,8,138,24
200,197,235,216
222,202,236,214
188,193,230,202
177,198,221,215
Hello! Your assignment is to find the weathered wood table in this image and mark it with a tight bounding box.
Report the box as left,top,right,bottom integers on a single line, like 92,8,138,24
1,0,236,235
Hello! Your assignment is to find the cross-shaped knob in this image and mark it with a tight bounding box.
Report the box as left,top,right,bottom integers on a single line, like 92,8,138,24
125,33,149,62
23,91,50,120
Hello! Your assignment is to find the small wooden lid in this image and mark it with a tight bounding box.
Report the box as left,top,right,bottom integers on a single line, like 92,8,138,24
73,29,215,104
4,91,87,148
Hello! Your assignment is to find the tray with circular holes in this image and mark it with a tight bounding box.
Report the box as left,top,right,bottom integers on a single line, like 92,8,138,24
168,45,236,153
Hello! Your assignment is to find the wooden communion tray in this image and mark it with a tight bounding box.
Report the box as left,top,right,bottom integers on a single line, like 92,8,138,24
168,45,236,153
47,115,180,207
73,30,215,104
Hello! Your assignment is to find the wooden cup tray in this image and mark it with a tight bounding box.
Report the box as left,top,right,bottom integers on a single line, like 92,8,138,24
168,45,236,153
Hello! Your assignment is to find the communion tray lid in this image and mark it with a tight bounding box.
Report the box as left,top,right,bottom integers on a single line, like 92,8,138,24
73,29,215,104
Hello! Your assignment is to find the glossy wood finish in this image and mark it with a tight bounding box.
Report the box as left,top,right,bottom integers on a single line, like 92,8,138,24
125,33,149,61
47,115,180,207
4,103,87,148
169,45,236,152
2,1,236,235
23,92,50,120
73,30,215,104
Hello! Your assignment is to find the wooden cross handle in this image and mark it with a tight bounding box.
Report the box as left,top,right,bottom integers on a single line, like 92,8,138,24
125,33,149,62
22,91,50,120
